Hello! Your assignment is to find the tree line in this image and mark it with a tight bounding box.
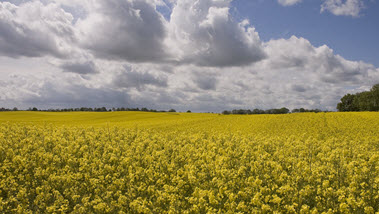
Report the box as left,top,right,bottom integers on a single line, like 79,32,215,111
0,107,19,111
0,106,324,114
221,107,324,115
337,84,379,112
0,107,177,113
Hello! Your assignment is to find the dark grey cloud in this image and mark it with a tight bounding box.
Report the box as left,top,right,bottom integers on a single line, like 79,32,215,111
316,53,368,84
192,74,218,91
24,82,131,109
113,70,168,91
291,84,307,93
60,61,97,74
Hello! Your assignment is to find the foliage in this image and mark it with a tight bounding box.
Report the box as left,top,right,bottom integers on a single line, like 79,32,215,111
223,108,290,115
337,84,379,112
0,107,175,113
0,112,378,213
292,108,322,113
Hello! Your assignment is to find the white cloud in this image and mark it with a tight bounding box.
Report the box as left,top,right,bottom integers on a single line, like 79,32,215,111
246,36,379,109
277,0,303,6
262,36,378,85
278,0,366,17
168,0,266,67
0,1,75,58
0,0,266,67
321,0,365,17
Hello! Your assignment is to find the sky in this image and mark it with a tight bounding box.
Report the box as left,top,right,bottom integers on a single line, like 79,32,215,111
0,0,378,112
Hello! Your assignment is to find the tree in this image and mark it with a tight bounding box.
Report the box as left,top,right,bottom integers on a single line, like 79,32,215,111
337,84,379,112
252,109,265,114
168,109,176,112
187,110,191,113
337,94,357,112
371,84,379,111
355,92,373,111
222,110,231,115
279,107,290,114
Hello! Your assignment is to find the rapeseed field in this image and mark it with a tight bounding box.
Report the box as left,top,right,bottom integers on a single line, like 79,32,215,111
0,112,378,213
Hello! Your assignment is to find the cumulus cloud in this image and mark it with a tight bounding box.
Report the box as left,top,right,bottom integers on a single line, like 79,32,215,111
321,0,365,17
0,61,130,109
76,0,170,63
278,0,303,6
168,0,266,67
242,36,379,110
0,1,75,58
0,0,266,67
262,36,378,85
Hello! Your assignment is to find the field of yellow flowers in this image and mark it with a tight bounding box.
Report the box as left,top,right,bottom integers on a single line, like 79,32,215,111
0,111,378,213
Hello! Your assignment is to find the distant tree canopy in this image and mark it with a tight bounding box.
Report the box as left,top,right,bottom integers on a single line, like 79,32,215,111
222,108,290,115
292,108,322,113
222,107,324,115
0,107,176,113
337,84,379,112
0,107,15,111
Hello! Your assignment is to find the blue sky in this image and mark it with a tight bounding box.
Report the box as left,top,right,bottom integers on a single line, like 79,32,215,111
232,0,379,67
0,0,378,111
